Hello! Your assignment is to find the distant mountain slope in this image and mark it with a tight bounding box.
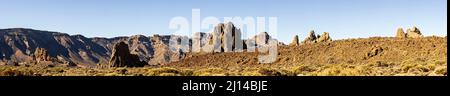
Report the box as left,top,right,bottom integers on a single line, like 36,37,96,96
0,22,272,66
0,22,272,65
0,28,187,66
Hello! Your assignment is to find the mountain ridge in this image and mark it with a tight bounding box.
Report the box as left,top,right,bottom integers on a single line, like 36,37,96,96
0,28,185,66
0,22,279,67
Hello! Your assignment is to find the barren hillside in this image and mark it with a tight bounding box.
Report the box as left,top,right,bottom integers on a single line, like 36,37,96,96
162,37,447,76
1,36,446,76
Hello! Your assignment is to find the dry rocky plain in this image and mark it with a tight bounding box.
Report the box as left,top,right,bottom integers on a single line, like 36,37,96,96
1,36,446,76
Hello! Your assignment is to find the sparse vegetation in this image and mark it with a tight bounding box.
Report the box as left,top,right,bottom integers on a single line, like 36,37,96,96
145,67,181,76
0,37,446,76
1,59,445,76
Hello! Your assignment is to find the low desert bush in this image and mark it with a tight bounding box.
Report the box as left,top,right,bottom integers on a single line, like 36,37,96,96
145,67,181,76
193,68,226,76
257,68,295,76
0,67,36,76
292,65,317,75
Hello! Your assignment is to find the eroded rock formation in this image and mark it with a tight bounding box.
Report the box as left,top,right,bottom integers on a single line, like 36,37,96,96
316,32,332,43
396,28,407,38
406,27,423,38
302,30,332,44
302,30,317,44
109,42,146,67
33,47,51,62
214,22,244,52
396,27,423,38
289,35,299,46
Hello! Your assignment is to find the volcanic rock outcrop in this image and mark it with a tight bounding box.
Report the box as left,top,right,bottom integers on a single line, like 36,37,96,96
0,22,279,66
109,42,146,67
33,47,52,62
302,30,317,44
406,27,423,38
396,28,407,38
302,30,332,44
251,32,272,46
194,22,244,53
214,22,243,52
289,35,299,46
367,46,383,58
396,27,423,38
193,22,280,53
316,32,332,43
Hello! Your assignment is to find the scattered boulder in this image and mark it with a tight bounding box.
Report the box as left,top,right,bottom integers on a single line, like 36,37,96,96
316,32,332,43
253,32,271,45
289,35,299,46
302,30,332,44
406,27,423,38
396,28,407,38
149,35,188,65
109,42,146,67
5,61,19,66
278,42,286,46
62,61,77,67
245,32,278,56
116,68,128,74
367,46,383,58
302,30,317,44
396,27,423,38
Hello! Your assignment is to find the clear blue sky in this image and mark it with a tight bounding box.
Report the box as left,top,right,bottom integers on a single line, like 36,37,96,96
0,0,447,43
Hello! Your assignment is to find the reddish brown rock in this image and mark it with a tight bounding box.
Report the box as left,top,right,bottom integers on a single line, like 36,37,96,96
33,47,52,63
